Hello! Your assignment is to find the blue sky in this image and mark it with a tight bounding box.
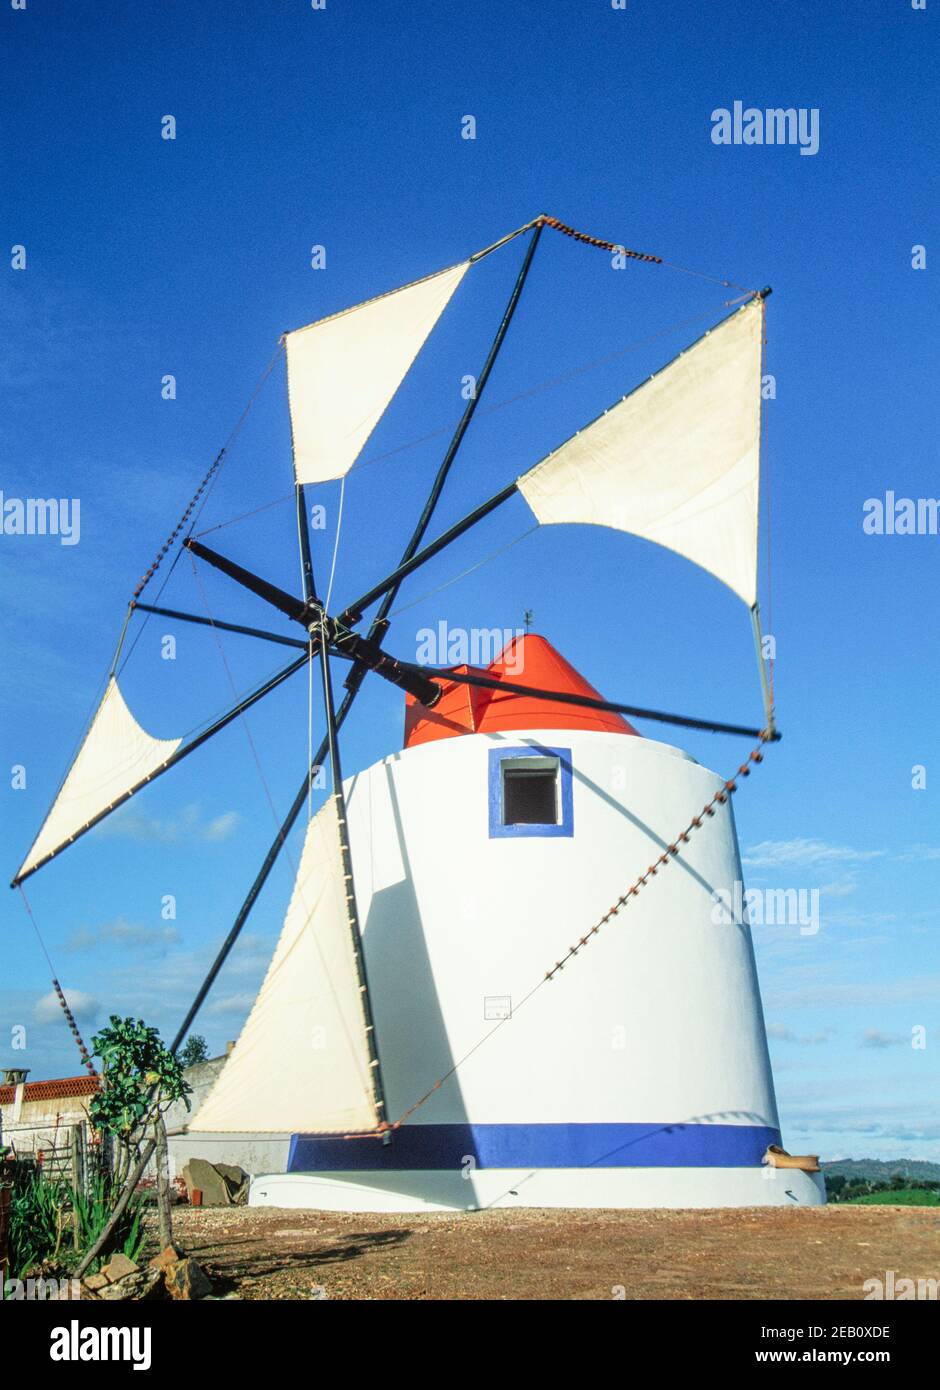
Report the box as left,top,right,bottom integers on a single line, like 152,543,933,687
1,1,937,1163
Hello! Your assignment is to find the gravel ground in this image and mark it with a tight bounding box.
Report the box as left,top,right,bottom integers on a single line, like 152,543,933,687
153,1203,940,1301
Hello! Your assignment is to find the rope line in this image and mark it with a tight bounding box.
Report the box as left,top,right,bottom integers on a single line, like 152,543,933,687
17,886,97,1077
388,525,539,617
324,477,346,614
129,344,282,606
377,733,773,1136
759,300,775,704
348,307,732,478
537,214,755,292
177,306,741,543
193,491,295,539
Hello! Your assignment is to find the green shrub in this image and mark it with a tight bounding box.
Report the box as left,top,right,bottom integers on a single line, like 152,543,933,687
4,1165,146,1284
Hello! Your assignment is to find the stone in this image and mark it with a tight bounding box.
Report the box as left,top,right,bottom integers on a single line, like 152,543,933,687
214,1162,250,1204
164,1256,213,1301
182,1157,233,1207
84,1272,110,1291
96,1267,164,1301
101,1252,139,1281
148,1242,185,1274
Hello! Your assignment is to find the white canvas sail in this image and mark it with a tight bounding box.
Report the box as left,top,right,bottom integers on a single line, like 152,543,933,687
285,260,471,485
517,298,764,606
15,678,182,881
193,797,380,1134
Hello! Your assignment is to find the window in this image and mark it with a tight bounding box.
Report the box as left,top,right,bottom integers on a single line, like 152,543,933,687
488,746,574,839
503,758,560,825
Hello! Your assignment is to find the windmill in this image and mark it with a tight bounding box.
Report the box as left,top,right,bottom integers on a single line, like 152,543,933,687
12,215,824,1211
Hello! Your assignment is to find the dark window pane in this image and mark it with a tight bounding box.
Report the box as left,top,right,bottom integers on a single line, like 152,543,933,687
503,766,558,825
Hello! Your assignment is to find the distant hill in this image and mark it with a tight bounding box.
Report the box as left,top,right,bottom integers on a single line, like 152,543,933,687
822,1158,940,1182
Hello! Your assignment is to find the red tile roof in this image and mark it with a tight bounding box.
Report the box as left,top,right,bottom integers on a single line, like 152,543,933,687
0,1074,100,1106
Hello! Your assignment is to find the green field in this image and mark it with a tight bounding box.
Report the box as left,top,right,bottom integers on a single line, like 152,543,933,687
845,1189,940,1206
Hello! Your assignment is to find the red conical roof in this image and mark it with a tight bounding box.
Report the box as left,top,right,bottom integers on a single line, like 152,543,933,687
404,633,639,748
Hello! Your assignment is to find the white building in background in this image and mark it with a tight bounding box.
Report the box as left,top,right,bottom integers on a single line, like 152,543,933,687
191,634,824,1212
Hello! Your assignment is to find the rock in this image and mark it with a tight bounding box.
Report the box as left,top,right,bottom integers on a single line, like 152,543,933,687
148,1242,185,1274
182,1157,234,1207
214,1162,250,1205
101,1252,139,1281
96,1267,164,1301
164,1256,213,1301
84,1272,110,1291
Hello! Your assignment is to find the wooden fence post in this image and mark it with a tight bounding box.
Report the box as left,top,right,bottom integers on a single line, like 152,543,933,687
0,1157,14,1289
70,1125,85,1251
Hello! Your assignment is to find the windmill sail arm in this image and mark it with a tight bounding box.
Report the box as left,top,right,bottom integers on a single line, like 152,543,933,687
184,539,307,623
11,654,308,887
134,602,309,651
400,663,773,739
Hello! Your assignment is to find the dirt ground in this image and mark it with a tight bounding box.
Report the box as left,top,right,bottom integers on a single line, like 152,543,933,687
159,1203,939,1300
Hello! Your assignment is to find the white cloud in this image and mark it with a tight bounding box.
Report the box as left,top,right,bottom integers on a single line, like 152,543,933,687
743,839,885,869
818,878,859,900
205,993,256,1016
860,1029,907,1050
765,975,940,1010
34,988,99,1025
767,1022,834,1046
96,802,240,845
65,917,181,954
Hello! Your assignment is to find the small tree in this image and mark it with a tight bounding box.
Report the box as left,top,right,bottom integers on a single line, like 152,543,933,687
89,1016,191,1251
178,1034,210,1067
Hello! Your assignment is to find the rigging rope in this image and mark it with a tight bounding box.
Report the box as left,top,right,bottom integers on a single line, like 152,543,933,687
536,214,755,293
388,525,538,618
324,477,346,614
758,299,775,706
365,731,773,1137
111,342,284,682
192,491,295,539
349,306,739,477
16,886,97,1077
178,304,746,544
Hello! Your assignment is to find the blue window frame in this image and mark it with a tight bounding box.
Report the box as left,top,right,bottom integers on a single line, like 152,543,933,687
488,745,574,839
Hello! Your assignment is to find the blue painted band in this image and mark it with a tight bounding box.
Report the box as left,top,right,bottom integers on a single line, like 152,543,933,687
288,1122,781,1172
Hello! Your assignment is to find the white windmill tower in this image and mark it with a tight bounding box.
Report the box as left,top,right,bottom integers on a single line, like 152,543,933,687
12,215,824,1218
